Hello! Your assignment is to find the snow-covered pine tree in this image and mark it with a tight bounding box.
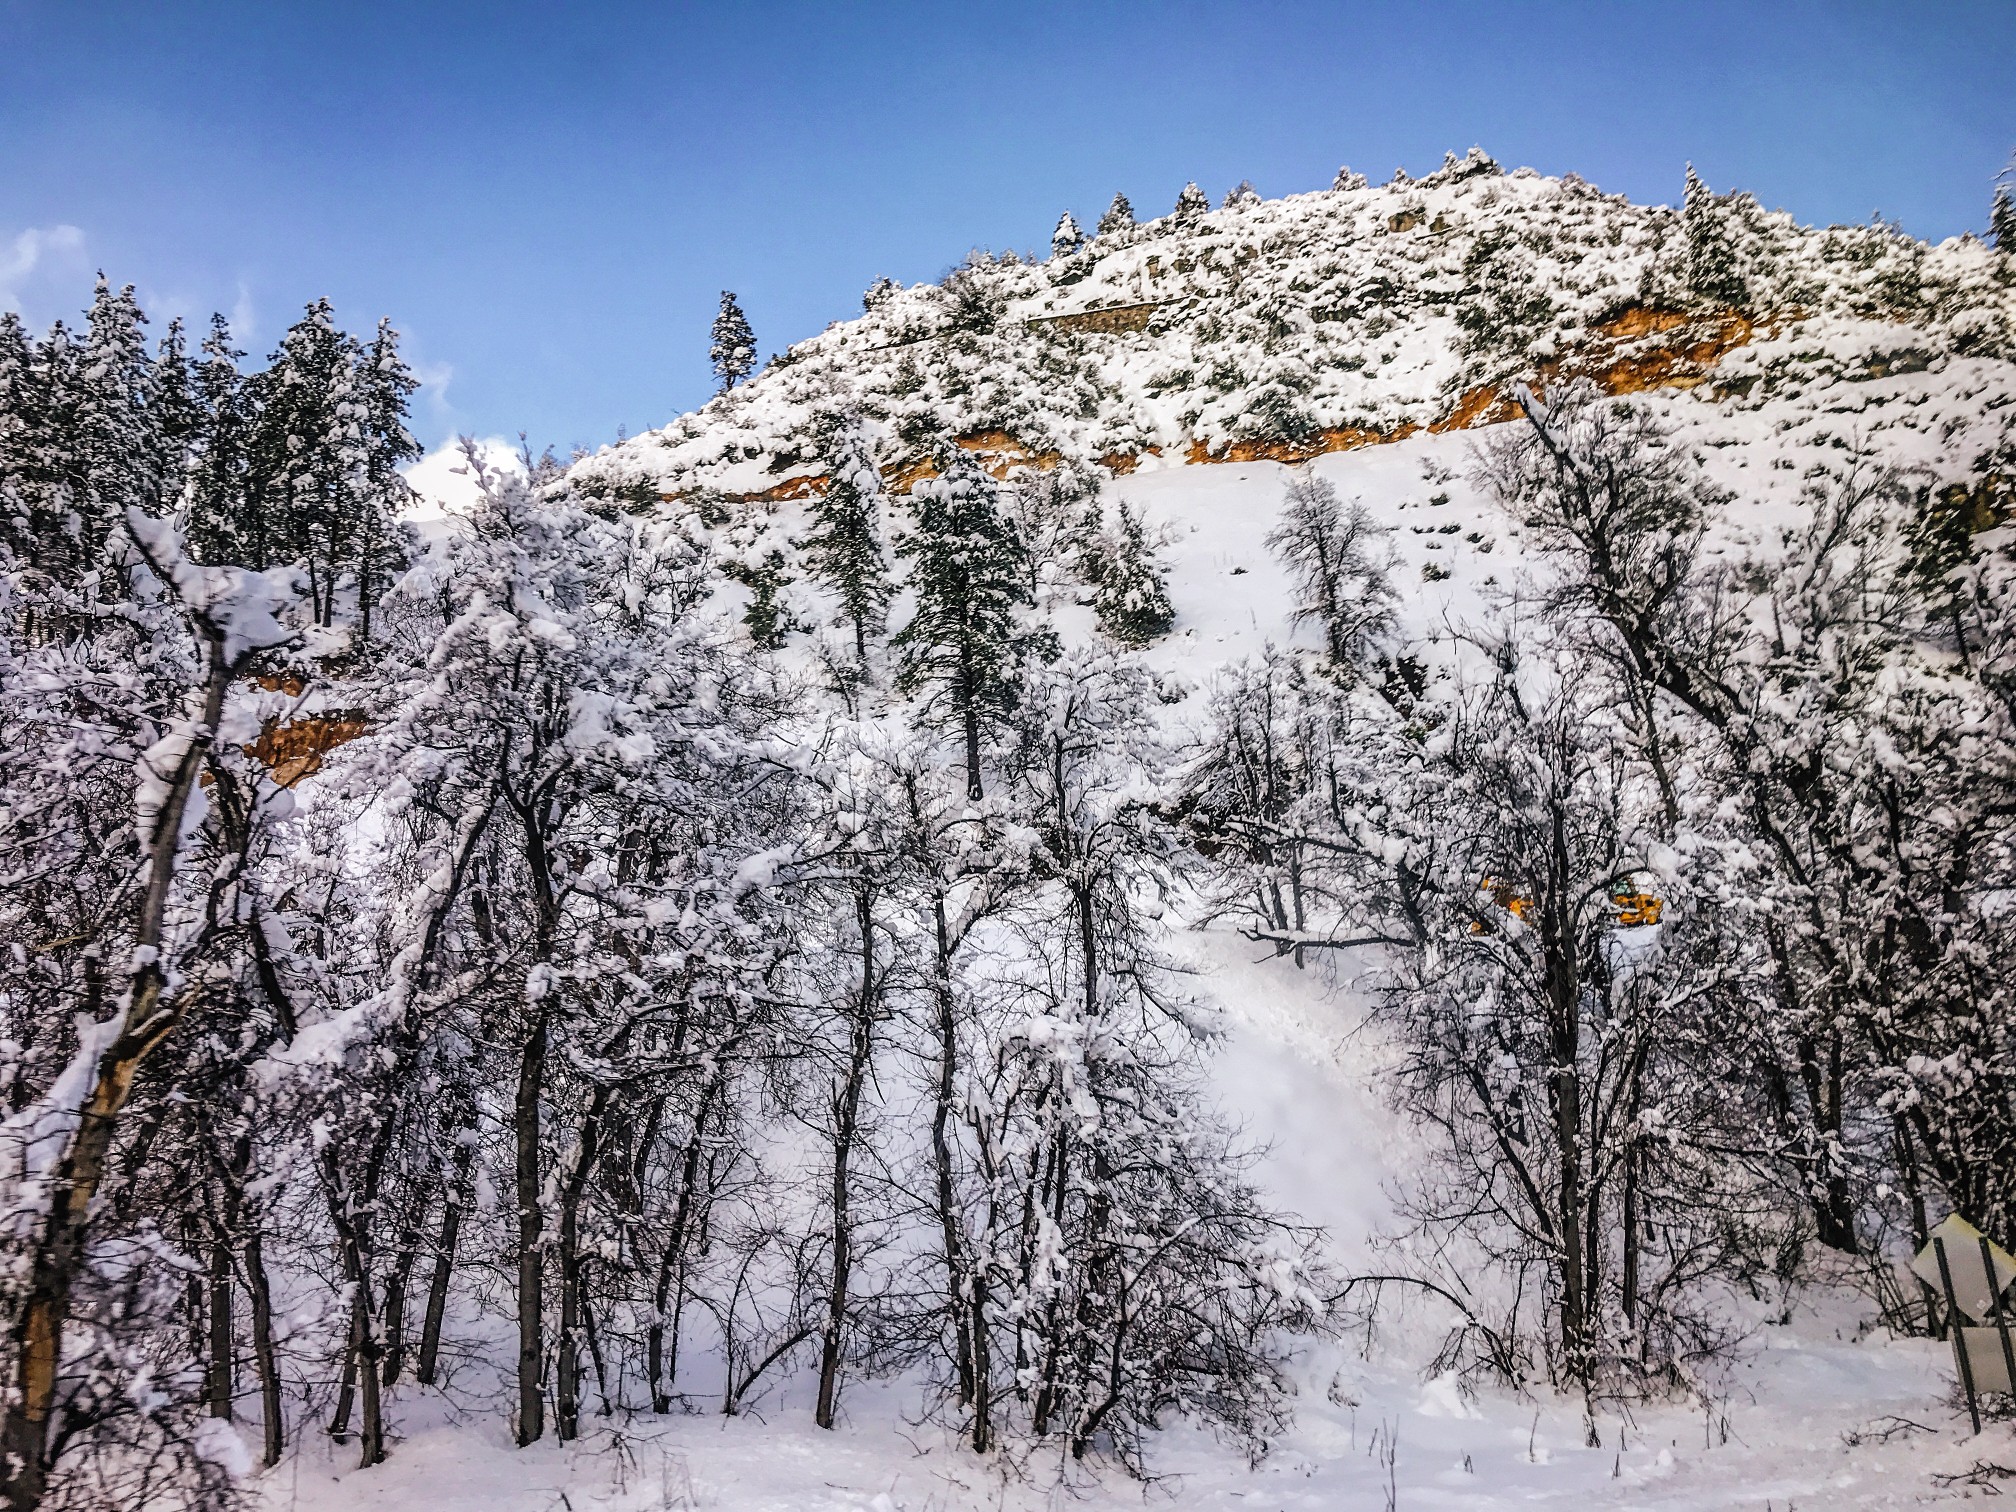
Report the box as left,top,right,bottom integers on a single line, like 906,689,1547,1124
1332,165,1368,192
151,317,202,479
1051,210,1084,259
185,315,251,567
75,276,166,562
1094,191,1135,238
353,317,421,644
711,290,757,391
1455,228,1558,378
803,414,891,660
0,312,34,564
1086,497,1174,645
1221,179,1261,209
1173,181,1211,222
4,321,84,587
1683,164,1747,308
892,448,1042,800
244,299,360,622
1992,184,2016,251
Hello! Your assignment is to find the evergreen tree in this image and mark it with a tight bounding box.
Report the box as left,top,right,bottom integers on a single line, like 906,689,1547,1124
1992,185,2016,252
77,275,164,545
1094,192,1135,238
892,450,1040,800
354,317,421,642
1455,229,1557,376
0,312,32,558
187,315,252,568
1221,180,1261,209
803,415,891,659
13,322,84,581
1050,210,1084,259
862,275,900,311
1332,165,1368,192
1085,499,1174,645
710,290,757,391
1173,181,1210,222
1683,164,1747,308
151,317,203,479
246,299,364,623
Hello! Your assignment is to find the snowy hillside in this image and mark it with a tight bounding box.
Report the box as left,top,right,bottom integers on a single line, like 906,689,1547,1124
325,157,2016,1510
10,153,2016,1512
574,149,2015,510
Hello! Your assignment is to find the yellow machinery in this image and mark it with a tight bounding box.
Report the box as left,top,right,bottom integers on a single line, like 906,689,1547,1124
1472,878,1664,931
1473,877,1534,932
1613,891,1664,927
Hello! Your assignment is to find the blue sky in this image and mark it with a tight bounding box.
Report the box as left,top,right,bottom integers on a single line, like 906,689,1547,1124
2,1,2011,454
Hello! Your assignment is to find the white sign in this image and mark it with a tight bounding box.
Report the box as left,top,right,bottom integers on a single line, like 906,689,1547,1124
1910,1215,2016,1323
1960,1328,2016,1395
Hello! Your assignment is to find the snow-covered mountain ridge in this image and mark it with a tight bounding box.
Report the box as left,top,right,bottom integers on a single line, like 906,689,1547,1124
573,149,2016,511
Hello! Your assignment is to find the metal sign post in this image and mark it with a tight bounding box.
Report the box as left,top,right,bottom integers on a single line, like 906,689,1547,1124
1912,1215,2016,1435
1934,1236,1983,1434
1984,1235,2016,1402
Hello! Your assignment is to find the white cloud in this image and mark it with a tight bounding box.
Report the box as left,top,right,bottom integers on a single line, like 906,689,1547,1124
401,435,523,521
229,282,257,346
0,225,89,319
411,357,457,431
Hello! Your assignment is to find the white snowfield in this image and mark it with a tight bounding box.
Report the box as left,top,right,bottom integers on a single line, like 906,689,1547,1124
326,373,2016,1510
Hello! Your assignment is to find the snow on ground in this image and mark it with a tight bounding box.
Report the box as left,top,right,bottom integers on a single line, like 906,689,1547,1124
257,376,2016,1512
258,923,1997,1512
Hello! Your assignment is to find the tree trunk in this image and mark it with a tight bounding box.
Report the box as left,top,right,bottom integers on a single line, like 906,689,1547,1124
380,1220,421,1387
324,1182,386,1468
515,1010,548,1446
0,631,231,1512
244,1225,286,1467
416,1139,474,1387
928,889,976,1410
648,1069,725,1412
207,1233,234,1420
816,888,877,1430
957,645,984,801
555,1089,609,1442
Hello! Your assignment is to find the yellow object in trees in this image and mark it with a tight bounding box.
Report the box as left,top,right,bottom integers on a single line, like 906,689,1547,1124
1613,892,1664,927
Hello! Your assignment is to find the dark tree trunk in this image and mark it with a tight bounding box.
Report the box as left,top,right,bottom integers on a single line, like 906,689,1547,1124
416,1139,474,1387
243,1225,285,1467
555,1089,608,1442
515,1010,548,1446
207,1234,234,1420
649,1070,726,1412
380,1220,421,1387
816,888,878,1430
927,890,976,1413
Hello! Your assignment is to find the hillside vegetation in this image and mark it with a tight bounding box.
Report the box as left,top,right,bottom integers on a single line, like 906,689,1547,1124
3,155,2016,1512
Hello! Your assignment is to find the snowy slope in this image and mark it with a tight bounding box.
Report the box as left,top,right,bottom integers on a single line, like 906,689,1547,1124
269,395,2016,1512
260,922,1999,1512
266,163,2016,1511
